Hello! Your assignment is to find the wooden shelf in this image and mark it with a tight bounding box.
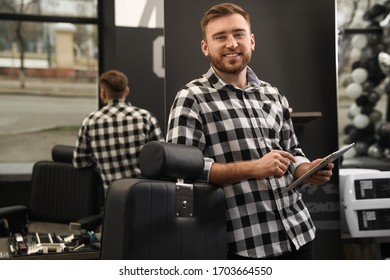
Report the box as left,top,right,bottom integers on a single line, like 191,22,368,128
291,111,322,123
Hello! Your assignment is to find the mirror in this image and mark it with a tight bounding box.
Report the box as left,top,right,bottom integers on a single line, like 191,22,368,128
337,0,390,169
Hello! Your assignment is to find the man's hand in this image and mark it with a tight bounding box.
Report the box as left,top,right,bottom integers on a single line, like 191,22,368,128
295,159,334,185
252,150,296,179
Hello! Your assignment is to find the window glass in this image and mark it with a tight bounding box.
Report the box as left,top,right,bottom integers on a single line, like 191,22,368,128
0,20,98,163
0,0,97,18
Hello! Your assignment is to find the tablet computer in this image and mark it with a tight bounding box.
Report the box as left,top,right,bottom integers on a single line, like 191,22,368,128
279,143,355,193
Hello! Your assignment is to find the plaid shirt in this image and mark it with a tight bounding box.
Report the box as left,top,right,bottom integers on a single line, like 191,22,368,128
73,99,163,191
167,66,315,258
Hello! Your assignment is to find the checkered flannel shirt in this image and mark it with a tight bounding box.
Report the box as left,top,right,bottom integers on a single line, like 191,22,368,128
73,99,163,190
166,66,315,258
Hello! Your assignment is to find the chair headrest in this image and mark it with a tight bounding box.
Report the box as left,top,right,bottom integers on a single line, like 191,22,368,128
139,141,204,181
51,145,75,163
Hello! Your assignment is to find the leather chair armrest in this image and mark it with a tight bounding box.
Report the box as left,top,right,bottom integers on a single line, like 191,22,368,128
0,205,28,236
0,205,28,216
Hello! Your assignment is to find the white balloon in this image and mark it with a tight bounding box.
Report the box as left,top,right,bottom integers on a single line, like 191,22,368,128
351,68,368,83
353,114,370,129
348,102,362,117
351,34,368,49
349,48,362,61
345,82,363,99
368,144,383,159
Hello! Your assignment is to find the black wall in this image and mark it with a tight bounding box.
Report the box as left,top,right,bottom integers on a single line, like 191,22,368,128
100,0,165,130
102,0,341,259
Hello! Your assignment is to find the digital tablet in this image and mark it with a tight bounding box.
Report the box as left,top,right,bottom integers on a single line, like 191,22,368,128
279,143,355,193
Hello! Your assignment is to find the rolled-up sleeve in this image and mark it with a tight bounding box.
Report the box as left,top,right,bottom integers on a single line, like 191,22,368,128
290,155,310,176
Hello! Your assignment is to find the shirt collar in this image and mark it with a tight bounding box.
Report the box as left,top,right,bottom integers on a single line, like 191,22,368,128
205,66,265,91
107,98,128,106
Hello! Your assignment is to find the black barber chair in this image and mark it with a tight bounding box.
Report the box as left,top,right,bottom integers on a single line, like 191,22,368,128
100,141,227,260
0,145,104,237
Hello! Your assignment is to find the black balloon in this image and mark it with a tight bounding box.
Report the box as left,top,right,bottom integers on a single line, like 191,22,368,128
367,33,382,45
355,141,369,155
344,123,355,135
362,104,375,114
367,91,381,103
355,95,370,106
348,128,364,142
376,121,390,148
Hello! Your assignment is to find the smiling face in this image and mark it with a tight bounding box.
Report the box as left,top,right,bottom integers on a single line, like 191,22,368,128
201,13,255,77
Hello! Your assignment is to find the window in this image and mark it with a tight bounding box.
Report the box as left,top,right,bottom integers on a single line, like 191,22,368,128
0,0,99,163
0,0,97,17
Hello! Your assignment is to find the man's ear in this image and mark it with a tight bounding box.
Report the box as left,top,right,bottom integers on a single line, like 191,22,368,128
201,40,209,57
124,86,130,98
100,87,108,104
251,33,255,51
99,87,104,100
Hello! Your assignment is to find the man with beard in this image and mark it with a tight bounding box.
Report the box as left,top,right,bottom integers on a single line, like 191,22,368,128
166,3,334,260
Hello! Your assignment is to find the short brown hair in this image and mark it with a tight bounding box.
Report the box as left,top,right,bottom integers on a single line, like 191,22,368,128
200,2,250,38
99,70,128,98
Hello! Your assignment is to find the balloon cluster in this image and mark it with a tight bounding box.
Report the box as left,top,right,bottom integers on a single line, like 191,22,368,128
342,1,390,160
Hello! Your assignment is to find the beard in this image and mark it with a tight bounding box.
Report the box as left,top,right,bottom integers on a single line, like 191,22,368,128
209,51,251,74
